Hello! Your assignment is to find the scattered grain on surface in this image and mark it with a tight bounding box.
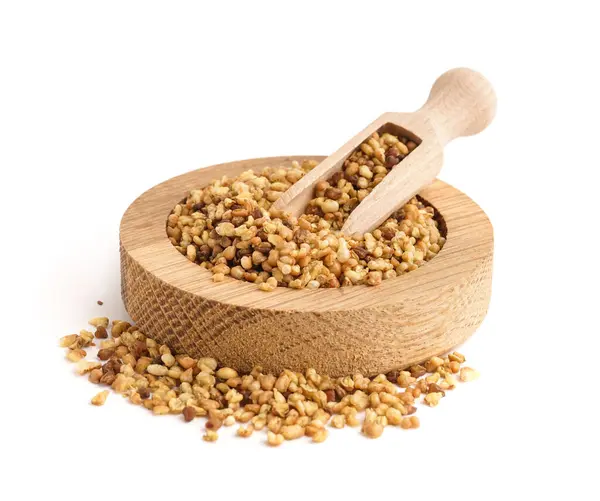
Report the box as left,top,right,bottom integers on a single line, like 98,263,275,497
60,316,476,445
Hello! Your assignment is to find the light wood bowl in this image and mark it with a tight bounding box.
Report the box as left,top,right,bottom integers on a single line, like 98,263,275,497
120,156,493,377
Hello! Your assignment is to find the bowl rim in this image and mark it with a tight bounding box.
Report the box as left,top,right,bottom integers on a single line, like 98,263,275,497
120,155,493,313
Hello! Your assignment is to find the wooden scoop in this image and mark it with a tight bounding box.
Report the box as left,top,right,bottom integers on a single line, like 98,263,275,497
273,67,497,236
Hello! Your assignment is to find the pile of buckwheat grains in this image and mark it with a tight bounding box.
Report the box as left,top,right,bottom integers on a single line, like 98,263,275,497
167,131,446,291
61,131,474,444
61,316,479,445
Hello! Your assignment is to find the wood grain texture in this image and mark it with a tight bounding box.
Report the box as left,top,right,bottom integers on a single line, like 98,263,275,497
273,68,497,236
120,156,494,377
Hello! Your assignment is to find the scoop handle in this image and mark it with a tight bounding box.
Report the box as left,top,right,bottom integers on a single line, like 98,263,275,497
419,68,497,146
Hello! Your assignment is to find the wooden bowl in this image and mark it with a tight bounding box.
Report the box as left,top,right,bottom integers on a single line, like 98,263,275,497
120,156,493,377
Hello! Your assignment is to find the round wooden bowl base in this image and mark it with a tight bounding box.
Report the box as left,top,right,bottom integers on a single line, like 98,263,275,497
120,156,493,377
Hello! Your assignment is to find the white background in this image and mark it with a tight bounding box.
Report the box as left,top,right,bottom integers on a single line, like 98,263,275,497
1,1,599,500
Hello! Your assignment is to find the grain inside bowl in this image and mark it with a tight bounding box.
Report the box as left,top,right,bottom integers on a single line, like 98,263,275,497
167,131,446,290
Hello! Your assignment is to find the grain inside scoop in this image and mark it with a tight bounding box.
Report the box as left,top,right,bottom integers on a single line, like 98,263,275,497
120,68,496,376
